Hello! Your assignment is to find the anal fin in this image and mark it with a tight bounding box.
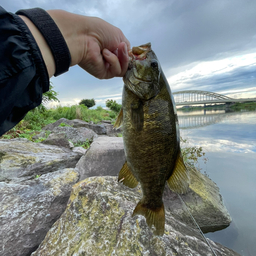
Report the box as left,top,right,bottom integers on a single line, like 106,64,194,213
114,108,123,128
118,161,138,188
167,150,190,194
132,200,165,236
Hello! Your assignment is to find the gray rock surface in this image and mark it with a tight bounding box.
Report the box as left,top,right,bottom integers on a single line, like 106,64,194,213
164,166,232,233
41,133,71,148
72,146,87,155
0,168,79,256
32,176,240,256
0,138,81,183
75,136,231,232
42,118,121,136
75,136,126,180
51,126,98,144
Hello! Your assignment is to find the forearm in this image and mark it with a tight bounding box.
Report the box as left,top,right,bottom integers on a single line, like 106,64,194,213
20,9,130,79
19,10,85,78
19,15,56,77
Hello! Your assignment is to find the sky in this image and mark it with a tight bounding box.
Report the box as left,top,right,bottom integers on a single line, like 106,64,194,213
2,0,256,107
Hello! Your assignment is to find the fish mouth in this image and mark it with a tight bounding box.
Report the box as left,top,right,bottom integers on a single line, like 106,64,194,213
127,43,152,83
133,73,152,83
128,43,151,61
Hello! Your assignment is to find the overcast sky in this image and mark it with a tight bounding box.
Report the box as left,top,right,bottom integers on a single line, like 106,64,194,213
2,0,256,107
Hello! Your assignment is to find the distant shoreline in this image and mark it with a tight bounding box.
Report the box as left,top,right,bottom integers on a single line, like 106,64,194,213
177,101,256,112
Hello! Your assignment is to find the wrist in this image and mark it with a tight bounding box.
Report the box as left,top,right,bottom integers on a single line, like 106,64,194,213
47,10,86,67
17,8,71,77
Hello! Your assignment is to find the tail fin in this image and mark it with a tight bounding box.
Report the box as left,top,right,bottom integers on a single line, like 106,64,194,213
132,200,165,236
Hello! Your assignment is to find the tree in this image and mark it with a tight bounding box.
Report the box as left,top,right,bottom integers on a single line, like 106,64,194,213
38,84,59,111
106,99,122,113
79,99,96,108
42,84,59,105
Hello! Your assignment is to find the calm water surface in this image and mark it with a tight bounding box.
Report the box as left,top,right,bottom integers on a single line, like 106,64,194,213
178,109,256,256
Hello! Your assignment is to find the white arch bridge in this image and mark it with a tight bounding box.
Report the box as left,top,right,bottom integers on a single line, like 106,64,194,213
173,90,256,106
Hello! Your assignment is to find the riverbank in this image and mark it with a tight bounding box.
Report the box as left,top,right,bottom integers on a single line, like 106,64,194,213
177,101,256,112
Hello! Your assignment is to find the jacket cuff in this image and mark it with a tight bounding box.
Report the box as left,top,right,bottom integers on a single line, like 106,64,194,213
16,8,71,77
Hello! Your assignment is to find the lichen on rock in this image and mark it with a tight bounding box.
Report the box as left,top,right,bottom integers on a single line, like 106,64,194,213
32,176,239,256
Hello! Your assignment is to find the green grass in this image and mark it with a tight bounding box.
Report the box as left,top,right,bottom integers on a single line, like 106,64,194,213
230,102,256,111
0,105,118,141
0,104,206,168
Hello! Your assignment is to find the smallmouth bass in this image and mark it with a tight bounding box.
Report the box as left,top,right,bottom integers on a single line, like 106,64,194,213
115,43,189,236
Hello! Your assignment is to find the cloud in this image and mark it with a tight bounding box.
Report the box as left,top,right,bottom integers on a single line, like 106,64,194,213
168,53,256,98
180,111,256,153
2,0,256,106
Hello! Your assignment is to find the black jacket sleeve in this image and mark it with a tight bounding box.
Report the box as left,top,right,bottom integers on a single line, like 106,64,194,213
0,6,49,136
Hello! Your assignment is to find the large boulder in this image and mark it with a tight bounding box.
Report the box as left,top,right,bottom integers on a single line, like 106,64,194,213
0,168,79,256
51,126,98,144
42,118,121,136
41,132,72,148
76,137,231,232
32,176,240,256
164,166,232,233
0,138,82,183
76,136,126,180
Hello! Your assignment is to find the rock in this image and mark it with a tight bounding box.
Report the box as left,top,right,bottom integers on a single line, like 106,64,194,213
51,126,98,144
72,146,87,155
0,168,79,256
75,137,231,232
0,138,82,183
32,176,240,256
102,122,122,137
42,118,106,135
41,133,71,148
167,166,232,232
75,136,126,181
69,140,74,149
41,118,73,131
42,118,121,136
32,130,49,140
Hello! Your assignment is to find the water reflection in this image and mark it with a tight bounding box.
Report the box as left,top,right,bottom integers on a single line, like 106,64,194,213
178,110,256,153
177,109,253,130
178,109,256,256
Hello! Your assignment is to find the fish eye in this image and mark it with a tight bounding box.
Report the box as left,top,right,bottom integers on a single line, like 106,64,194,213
151,61,158,69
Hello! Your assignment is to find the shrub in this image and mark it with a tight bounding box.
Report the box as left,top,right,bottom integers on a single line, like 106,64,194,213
106,99,122,113
79,99,96,108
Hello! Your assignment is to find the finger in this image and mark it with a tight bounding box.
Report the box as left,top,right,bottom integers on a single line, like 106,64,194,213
117,42,129,76
103,48,122,78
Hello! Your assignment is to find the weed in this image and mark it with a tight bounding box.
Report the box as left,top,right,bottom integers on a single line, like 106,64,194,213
181,137,208,168
73,139,92,149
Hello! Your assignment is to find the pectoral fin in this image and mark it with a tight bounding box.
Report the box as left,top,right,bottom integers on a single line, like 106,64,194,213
131,100,144,131
167,151,190,194
114,108,123,128
118,161,138,188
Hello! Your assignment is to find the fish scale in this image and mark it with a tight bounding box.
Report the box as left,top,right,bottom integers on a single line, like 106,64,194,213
115,43,190,235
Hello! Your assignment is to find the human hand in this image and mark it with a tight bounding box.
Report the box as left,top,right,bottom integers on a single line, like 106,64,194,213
47,11,130,79
78,17,130,79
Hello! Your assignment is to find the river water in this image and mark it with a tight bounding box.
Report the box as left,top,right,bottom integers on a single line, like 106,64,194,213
177,109,256,256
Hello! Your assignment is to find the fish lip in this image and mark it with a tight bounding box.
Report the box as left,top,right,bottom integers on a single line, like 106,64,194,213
133,73,152,83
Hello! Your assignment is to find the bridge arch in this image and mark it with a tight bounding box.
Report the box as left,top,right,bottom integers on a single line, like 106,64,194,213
173,90,233,103
172,90,235,105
